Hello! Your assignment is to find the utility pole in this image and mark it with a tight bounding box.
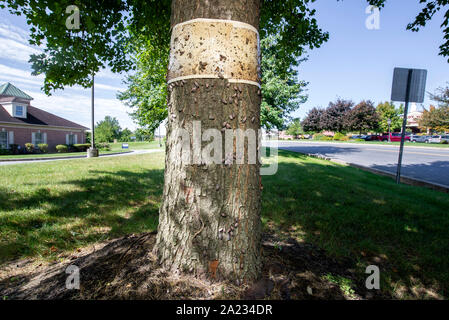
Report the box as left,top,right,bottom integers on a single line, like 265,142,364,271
88,73,99,157
387,119,391,143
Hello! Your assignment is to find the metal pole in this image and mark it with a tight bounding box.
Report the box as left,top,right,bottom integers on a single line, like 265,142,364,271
91,74,95,150
396,69,413,184
159,125,162,147
388,121,391,142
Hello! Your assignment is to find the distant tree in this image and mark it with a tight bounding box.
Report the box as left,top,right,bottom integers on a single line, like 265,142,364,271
119,128,133,142
302,107,324,133
420,84,449,132
345,100,380,134
286,118,303,138
134,128,154,142
376,102,404,133
95,116,122,143
320,99,354,132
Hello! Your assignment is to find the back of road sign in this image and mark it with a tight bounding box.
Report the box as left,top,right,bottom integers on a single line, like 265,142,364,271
391,68,427,103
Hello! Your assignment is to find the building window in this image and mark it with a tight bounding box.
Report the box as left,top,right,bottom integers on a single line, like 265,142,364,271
15,105,23,117
0,132,7,149
35,132,45,145
68,134,76,145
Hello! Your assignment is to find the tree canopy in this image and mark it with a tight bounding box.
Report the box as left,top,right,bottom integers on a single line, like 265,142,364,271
0,0,328,95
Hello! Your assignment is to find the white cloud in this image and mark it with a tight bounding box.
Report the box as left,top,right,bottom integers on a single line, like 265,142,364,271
0,38,41,63
0,23,29,44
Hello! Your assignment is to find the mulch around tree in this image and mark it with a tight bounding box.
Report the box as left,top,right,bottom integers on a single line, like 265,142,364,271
0,232,388,300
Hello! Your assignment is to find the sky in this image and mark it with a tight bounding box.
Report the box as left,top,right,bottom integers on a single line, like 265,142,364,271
0,0,448,132
293,0,449,120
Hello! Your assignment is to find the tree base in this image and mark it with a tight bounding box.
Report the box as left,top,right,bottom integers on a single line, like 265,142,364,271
87,148,99,158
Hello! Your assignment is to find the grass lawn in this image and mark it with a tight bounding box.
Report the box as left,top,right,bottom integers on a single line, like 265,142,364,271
0,150,448,299
0,141,163,160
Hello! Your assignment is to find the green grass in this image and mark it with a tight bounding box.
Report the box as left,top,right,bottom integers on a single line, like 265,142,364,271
1,149,448,299
0,153,164,262
0,141,163,160
262,150,449,299
109,141,164,151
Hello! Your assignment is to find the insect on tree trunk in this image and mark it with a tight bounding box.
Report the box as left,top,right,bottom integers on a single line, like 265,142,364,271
155,0,263,283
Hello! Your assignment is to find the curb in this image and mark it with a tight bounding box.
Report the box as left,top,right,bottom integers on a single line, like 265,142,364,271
299,152,449,194
275,140,449,151
0,151,133,163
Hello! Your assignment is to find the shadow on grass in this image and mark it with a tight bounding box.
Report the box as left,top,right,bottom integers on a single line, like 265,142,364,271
262,151,449,299
0,169,164,263
1,150,448,299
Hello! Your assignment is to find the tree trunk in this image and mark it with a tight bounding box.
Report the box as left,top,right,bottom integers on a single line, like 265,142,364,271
155,0,262,283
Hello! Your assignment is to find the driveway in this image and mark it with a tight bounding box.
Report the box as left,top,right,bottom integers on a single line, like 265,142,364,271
269,141,449,188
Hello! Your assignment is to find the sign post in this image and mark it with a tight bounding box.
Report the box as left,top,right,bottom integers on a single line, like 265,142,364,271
391,68,427,184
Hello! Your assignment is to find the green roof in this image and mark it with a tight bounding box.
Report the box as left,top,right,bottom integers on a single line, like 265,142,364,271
0,82,33,100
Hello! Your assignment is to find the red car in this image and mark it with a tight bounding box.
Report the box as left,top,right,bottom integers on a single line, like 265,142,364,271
379,133,411,142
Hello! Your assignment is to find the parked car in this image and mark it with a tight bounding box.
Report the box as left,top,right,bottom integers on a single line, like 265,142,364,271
364,135,381,141
379,133,411,142
410,135,431,143
428,135,449,144
350,135,363,140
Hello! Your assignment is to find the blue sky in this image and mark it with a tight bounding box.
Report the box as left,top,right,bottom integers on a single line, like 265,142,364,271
294,0,449,120
0,0,448,131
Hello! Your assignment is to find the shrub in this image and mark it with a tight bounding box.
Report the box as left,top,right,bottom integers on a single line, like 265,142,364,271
97,142,111,151
38,143,48,153
25,143,34,153
9,144,19,154
333,132,346,141
355,138,365,142
56,144,68,153
73,143,91,152
441,140,448,145
0,148,11,155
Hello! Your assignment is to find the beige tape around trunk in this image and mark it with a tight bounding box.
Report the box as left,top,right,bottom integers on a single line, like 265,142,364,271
167,18,261,88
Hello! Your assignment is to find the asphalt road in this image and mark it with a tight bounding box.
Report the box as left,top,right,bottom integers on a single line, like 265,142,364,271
271,141,449,188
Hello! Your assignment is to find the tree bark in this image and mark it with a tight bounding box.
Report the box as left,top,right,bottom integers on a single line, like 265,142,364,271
155,0,263,283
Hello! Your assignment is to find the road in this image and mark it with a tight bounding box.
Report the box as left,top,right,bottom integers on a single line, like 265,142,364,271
270,141,449,188
0,149,163,166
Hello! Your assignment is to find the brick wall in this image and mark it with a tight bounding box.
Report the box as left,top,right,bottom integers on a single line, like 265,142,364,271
0,125,85,151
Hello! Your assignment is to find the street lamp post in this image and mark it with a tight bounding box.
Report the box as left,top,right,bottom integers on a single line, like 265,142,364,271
87,74,99,158
387,119,391,142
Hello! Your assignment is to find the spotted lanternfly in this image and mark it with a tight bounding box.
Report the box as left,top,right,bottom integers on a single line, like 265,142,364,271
226,123,232,129
206,83,210,89
191,87,197,93
216,184,220,191
229,114,235,120
209,115,215,120
241,117,247,123
251,117,256,123
223,122,227,127
221,98,227,105
194,81,199,87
